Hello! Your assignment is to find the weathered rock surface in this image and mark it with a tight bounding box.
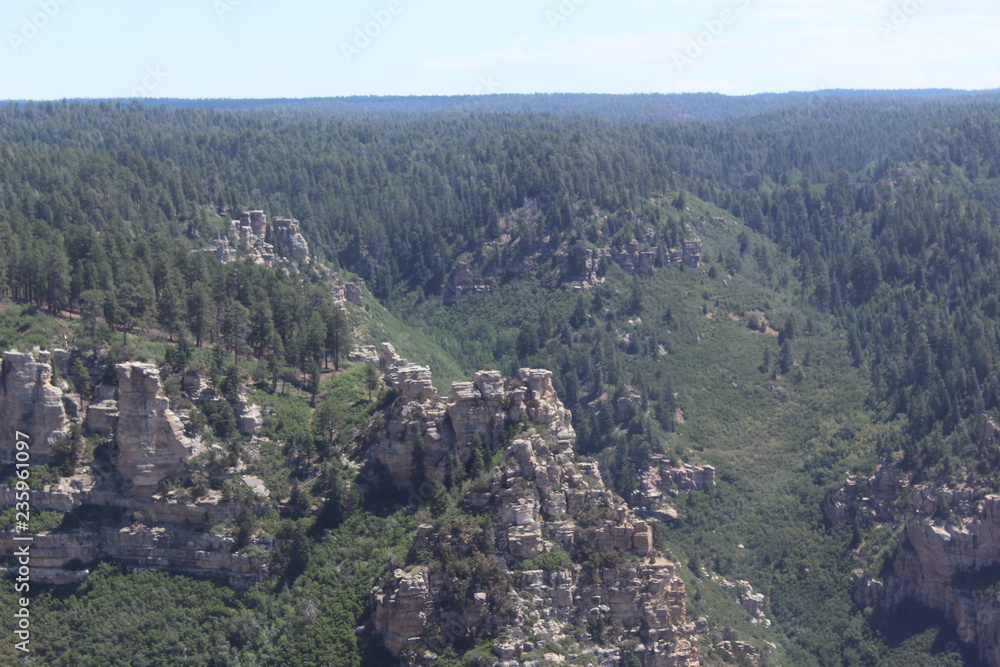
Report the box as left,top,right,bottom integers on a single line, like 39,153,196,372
837,467,1000,666
115,362,203,493
371,364,699,666
358,343,576,489
630,457,715,523
0,349,77,461
236,393,263,436
373,567,435,655
719,579,769,626
202,209,310,267
270,216,309,264
0,349,274,589
0,526,267,588
445,258,495,302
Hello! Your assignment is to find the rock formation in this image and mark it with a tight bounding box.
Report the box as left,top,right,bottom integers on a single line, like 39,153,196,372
357,343,576,489
270,216,309,264
630,456,716,522
344,281,363,306
611,238,703,275
445,258,495,302
834,466,1000,667
980,413,1000,444
203,209,310,267
370,359,700,666
0,349,77,461
0,351,273,588
236,393,263,436
115,362,203,493
0,525,266,588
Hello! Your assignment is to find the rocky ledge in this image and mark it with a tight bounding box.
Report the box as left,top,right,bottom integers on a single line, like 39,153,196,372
833,465,1000,666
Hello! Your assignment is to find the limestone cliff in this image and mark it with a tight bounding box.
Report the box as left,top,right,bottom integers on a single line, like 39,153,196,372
832,466,1000,666
0,351,269,588
0,525,266,588
115,362,203,493
0,349,77,461
369,360,700,666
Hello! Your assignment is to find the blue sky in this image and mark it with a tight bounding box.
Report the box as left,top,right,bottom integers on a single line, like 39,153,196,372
2,0,998,99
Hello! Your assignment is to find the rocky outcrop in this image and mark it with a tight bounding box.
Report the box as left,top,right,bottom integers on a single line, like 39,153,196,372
823,464,902,527
611,238,703,275
0,525,267,588
445,258,494,302
373,567,435,655
715,641,759,665
631,457,716,519
371,362,699,666
447,370,513,449
0,349,77,461
115,363,203,493
203,209,310,267
358,343,576,489
270,216,309,264
0,349,274,589
980,413,1000,444
493,434,615,560
719,579,769,626
839,469,1000,666
236,394,263,436
641,458,716,496
569,247,604,292
681,239,703,267
348,345,379,366
344,281,363,306
615,239,659,276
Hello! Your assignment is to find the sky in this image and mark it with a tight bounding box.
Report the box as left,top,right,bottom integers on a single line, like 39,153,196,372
1,0,998,100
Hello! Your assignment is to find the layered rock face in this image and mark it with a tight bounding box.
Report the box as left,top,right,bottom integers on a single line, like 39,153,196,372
115,363,203,493
0,526,266,588
0,349,77,461
358,343,575,489
630,457,716,523
610,238,703,275
371,365,699,666
0,352,269,588
837,468,1000,667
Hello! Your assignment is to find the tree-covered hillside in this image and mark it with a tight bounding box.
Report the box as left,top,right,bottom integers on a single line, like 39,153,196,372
0,92,999,665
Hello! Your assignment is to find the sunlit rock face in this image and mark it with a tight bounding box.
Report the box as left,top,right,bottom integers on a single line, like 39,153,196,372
370,360,700,667
115,362,202,494
0,349,75,461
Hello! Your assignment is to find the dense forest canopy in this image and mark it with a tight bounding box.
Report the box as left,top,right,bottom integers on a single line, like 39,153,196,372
1,91,1000,665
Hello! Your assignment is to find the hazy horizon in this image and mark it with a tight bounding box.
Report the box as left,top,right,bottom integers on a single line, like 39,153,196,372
3,0,998,100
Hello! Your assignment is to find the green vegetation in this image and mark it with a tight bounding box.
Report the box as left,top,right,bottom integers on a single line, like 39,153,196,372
1,92,999,664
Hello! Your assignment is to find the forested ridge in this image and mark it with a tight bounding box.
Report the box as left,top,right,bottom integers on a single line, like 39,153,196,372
0,92,999,665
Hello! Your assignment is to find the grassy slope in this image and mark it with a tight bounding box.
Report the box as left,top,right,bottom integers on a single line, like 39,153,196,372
379,194,905,664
